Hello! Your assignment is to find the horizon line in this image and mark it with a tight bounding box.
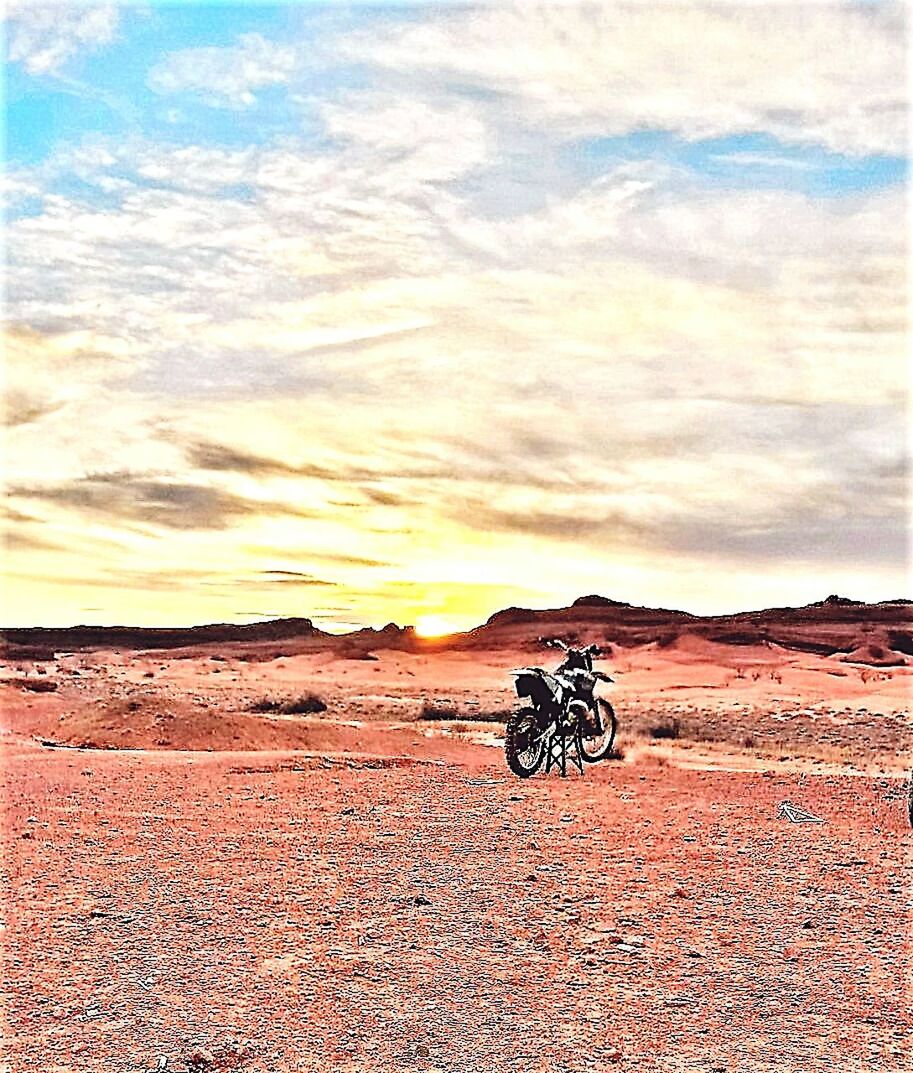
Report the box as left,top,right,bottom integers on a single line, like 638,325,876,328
2,592,910,637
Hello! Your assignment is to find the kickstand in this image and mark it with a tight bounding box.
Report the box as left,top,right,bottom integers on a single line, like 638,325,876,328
544,730,583,777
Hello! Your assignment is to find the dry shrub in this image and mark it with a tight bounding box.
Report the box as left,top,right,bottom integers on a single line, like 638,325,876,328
247,693,326,715
418,701,459,720
19,678,58,693
690,723,722,743
648,717,681,740
418,703,510,722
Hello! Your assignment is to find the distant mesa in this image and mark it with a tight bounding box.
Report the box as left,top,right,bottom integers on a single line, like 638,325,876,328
572,595,632,608
1,594,910,666
483,606,541,628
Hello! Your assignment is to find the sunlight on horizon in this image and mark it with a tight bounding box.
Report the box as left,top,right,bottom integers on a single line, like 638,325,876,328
414,615,464,639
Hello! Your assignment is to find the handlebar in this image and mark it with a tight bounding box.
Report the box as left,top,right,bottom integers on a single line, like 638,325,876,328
540,637,603,657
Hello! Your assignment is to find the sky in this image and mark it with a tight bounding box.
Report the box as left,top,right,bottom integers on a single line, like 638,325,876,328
1,0,909,632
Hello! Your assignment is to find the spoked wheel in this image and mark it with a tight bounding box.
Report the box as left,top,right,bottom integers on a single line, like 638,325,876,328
577,698,617,763
505,707,547,778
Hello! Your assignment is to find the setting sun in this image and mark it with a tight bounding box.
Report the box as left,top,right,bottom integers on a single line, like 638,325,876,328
414,615,461,638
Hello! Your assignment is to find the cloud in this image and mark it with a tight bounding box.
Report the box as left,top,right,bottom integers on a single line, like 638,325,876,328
3,389,65,428
3,6,907,623
339,1,907,155
2,531,62,553
185,441,302,478
319,92,489,183
256,570,336,588
709,152,819,172
444,430,908,569
7,473,309,532
184,437,453,485
148,33,298,108
5,2,120,76
455,501,650,544
244,546,393,570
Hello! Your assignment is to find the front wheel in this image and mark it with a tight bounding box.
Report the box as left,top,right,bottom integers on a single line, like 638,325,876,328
505,707,547,778
578,699,617,762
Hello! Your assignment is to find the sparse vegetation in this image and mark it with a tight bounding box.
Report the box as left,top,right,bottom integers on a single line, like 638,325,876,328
247,693,327,715
648,717,681,740
10,678,59,693
418,702,510,722
419,701,459,720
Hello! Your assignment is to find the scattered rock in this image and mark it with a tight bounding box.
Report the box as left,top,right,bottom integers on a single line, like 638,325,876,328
186,1048,214,1070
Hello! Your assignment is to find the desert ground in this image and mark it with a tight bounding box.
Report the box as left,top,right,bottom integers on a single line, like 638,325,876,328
2,609,912,1072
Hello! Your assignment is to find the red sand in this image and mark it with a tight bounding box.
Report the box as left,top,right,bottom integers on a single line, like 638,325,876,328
1,638,911,1072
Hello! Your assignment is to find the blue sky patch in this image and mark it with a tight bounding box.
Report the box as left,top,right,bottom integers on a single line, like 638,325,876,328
572,131,906,198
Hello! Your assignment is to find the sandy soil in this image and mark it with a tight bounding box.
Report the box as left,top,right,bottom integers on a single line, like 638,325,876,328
2,639,909,769
1,642,911,1072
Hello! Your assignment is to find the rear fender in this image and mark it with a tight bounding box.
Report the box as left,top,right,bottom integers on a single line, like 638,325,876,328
513,672,558,726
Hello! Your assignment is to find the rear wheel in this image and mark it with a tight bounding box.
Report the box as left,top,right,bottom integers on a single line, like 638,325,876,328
578,699,617,762
505,707,547,778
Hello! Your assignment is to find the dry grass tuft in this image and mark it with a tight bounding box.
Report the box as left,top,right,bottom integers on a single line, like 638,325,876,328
247,693,327,715
648,717,681,740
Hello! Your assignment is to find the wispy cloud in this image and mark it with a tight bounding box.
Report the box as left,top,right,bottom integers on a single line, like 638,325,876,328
709,152,819,171
185,441,303,478
4,390,65,428
5,1,120,76
148,33,299,108
338,1,906,155
257,570,337,587
7,473,313,531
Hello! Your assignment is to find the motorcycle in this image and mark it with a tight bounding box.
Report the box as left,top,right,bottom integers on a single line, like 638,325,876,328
505,638,617,778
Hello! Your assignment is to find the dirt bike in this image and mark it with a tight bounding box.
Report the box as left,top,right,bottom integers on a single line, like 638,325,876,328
505,638,618,778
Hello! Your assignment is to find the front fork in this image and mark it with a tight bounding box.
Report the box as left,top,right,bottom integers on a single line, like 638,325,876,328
578,694,602,735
